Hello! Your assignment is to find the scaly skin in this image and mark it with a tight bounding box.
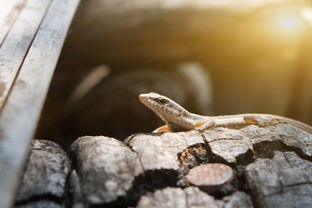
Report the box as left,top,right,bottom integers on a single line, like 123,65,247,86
139,92,312,134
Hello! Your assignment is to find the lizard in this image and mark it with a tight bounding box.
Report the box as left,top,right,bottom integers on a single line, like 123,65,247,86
139,92,312,134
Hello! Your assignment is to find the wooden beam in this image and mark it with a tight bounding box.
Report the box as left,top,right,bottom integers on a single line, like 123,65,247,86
0,0,27,45
0,0,79,207
0,0,51,112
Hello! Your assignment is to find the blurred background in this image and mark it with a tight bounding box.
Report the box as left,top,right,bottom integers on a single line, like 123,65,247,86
35,0,312,150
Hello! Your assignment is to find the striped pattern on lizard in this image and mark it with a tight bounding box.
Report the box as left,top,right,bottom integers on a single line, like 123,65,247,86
139,92,312,134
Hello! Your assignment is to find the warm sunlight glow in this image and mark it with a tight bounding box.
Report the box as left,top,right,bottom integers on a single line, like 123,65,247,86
274,13,305,33
301,8,312,25
267,9,306,41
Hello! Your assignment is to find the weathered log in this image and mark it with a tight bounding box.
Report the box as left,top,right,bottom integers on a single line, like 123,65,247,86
66,123,312,208
0,0,79,207
15,122,311,207
69,136,144,207
14,140,70,208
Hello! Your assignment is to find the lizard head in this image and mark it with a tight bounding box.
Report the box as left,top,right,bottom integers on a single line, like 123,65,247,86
139,92,189,126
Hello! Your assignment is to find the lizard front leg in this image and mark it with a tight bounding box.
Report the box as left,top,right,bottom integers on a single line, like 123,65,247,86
153,125,171,133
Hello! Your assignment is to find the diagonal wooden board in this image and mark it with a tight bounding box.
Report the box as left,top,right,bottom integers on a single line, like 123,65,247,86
0,0,80,207
0,0,27,46
0,0,52,112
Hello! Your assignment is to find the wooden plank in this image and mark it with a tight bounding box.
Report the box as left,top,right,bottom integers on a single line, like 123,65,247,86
0,0,51,112
0,0,27,46
0,0,80,207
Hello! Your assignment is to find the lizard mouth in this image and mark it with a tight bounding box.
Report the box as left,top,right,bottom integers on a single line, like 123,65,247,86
138,94,148,104
139,92,160,106
139,93,154,110
139,93,166,114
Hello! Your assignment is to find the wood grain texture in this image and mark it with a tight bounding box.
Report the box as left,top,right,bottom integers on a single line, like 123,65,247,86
0,0,51,111
0,0,26,45
0,0,79,207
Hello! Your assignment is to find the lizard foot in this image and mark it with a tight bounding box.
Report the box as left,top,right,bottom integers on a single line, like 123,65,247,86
153,125,170,133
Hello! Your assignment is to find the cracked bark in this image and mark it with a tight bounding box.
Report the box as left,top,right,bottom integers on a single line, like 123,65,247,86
125,123,312,208
15,123,312,208
14,140,70,208
69,136,144,207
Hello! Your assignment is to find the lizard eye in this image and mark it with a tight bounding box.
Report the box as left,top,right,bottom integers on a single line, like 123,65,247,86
158,98,169,104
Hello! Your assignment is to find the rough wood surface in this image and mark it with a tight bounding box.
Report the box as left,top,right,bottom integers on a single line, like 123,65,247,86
70,136,144,207
0,0,80,207
13,122,312,207
15,140,70,208
64,123,312,208
246,151,312,208
137,187,252,208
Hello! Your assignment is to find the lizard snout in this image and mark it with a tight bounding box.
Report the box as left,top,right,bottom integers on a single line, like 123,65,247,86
139,94,148,103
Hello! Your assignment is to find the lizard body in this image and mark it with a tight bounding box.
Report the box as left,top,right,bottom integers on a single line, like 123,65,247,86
139,92,312,134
